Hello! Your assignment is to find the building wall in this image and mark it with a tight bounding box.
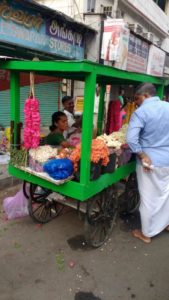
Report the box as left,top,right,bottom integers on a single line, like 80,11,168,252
84,14,102,62
119,0,169,53
119,2,164,45
36,0,169,55
91,0,114,14
44,0,169,38
122,0,169,35
35,0,112,20
35,0,84,21
74,81,84,99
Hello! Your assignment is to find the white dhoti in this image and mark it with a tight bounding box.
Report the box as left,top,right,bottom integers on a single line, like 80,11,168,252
136,164,169,237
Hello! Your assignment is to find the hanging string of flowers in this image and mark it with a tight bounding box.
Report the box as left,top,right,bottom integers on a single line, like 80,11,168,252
23,72,41,149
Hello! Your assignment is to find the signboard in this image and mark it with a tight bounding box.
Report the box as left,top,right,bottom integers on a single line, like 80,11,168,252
0,0,84,59
75,96,84,113
147,45,165,77
0,70,60,91
101,19,129,70
126,34,149,74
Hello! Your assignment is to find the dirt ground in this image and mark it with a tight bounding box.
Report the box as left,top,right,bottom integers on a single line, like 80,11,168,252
0,185,169,300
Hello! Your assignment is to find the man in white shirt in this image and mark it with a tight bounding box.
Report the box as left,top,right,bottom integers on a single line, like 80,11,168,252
62,96,81,137
62,96,76,127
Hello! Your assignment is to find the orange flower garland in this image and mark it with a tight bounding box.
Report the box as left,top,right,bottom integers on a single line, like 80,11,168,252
70,139,109,171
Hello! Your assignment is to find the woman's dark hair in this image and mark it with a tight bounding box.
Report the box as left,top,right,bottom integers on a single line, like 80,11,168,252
135,83,156,97
49,111,66,132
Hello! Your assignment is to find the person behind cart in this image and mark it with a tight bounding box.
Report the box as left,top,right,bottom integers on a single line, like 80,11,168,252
106,88,126,134
44,111,71,147
126,83,169,244
163,95,169,102
62,96,81,138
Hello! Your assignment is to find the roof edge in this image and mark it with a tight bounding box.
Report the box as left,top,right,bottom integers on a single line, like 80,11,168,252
19,0,97,33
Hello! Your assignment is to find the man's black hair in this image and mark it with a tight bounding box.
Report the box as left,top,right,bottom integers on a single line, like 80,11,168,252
62,95,73,104
135,83,156,96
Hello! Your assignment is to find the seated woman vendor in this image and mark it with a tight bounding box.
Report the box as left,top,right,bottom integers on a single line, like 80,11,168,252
45,111,71,147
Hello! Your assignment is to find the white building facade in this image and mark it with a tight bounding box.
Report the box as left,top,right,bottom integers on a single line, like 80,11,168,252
35,0,169,57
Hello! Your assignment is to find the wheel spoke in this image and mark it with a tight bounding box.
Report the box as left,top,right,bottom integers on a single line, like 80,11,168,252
43,206,50,220
39,206,48,220
93,223,104,245
99,223,107,242
124,172,140,213
33,192,49,201
31,202,45,214
90,225,100,241
85,187,117,247
28,183,64,224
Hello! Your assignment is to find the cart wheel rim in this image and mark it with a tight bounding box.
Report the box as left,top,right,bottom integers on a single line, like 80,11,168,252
84,186,118,248
124,172,140,214
23,181,30,199
28,184,64,224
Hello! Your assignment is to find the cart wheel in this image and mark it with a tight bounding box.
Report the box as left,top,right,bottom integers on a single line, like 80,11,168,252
85,186,118,248
23,181,49,201
124,172,140,214
23,181,30,199
28,184,64,224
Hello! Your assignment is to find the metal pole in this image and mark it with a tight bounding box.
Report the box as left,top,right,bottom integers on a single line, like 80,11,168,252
10,71,20,147
97,85,106,135
80,72,96,185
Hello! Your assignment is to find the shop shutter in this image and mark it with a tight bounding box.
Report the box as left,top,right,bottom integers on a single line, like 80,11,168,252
0,81,61,128
0,89,10,128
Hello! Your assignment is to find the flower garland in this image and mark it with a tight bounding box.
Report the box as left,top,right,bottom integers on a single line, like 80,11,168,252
23,97,41,149
70,139,110,171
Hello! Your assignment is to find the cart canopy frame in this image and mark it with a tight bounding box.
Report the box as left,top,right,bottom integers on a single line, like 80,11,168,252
0,60,165,201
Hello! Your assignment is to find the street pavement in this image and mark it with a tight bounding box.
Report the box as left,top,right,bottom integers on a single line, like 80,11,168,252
0,185,169,300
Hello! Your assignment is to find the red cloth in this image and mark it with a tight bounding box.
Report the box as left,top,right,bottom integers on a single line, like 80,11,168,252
106,100,121,134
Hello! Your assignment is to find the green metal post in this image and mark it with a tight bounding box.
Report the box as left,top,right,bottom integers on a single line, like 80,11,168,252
97,85,106,136
157,84,164,99
80,72,96,185
10,71,20,147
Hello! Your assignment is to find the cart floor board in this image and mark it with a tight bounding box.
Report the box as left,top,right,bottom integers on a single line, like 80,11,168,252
18,166,73,185
48,193,87,213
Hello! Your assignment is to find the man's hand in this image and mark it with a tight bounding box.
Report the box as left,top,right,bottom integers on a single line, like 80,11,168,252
138,152,152,172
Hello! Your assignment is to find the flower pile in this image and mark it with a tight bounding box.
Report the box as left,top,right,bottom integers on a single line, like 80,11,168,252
70,139,109,171
23,97,41,149
97,124,128,149
29,146,58,163
58,148,73,159
29,146,58,172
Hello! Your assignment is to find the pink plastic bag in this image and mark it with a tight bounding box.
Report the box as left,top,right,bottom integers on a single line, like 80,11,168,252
3,189,28,220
